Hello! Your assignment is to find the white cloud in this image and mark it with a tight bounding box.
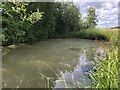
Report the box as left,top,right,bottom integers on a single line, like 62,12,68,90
97,20,106,25
102,3,113,9
111,8,118,14
75,2,118,28
95,2,118,27
83,13,87,17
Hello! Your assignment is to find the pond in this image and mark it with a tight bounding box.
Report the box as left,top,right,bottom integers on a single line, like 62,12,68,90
2,39,105,88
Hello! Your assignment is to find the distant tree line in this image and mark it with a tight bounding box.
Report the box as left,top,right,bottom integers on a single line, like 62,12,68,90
111,26,120,29
2,2,97,45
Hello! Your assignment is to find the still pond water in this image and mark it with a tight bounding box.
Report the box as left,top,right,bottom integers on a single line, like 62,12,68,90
2,39,105,88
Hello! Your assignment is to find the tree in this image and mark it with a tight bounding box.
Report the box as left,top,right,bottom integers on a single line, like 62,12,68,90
86,7,98,29
55,2,83,37
2,2,43,45
2,2,85,45
27,2,82,38
27,2,58,39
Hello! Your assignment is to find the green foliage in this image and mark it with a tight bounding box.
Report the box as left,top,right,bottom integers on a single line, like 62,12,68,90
75,29,118,42
27,2,58,39
27,9,43,24
26,2,82,39
88,46,118,88
2,2,43,45
86,7,98,29
2,2,100,45
55,2,83,37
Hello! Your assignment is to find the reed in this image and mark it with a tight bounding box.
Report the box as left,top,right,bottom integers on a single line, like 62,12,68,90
76,28,118,43
87,45,118,88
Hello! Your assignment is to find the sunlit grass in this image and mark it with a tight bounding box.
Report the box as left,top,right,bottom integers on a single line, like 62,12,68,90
87,45,118,88
76,28,118,43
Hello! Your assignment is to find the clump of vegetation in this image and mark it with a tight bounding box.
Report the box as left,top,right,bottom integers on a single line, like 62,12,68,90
2,2,43,45
2,2,98,46
75,28,118,42
87,46,118,88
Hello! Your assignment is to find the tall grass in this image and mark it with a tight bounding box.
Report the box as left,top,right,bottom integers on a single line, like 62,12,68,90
87,45,118,88
74,28,118,43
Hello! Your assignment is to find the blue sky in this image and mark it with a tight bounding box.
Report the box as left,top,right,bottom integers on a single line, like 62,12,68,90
74,2,119,28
